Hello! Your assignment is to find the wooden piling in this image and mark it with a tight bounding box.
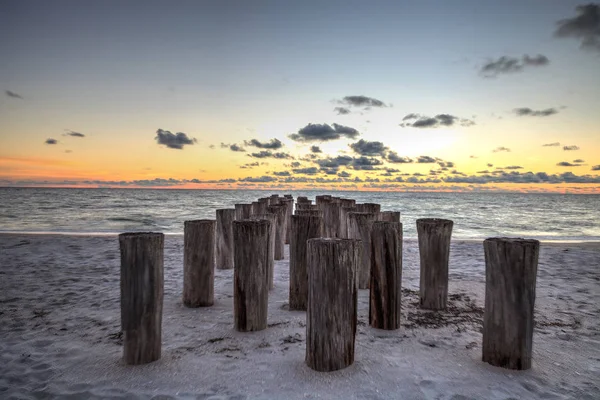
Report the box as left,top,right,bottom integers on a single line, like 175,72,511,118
267,204,287,260
340,206,356,239
322,201,342,238
251,213,276,289
281,197,294,245
378,211,400,222
416,218,453,310
356,203,381,214
482,237,539,370
306,238,360,372
119,232,164,365
183,220,215,307
216,209,235,270
235,203,253,220
289,215,323,310
348,212,377,289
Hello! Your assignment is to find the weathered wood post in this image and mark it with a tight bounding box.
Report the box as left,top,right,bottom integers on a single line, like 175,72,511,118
183,220,215,307
340,198,356,208
269,194,280,205
251,213,276,289
233,220,270,332
289,215,323,310
348,212,377,289
297,196,310,204
281,197,294,245
356,203,381,214
370,222,402,330
267,204,286,260
296,201,313,210
295,209,323,218
482,238,540,370
378,211,400,222
416,218,453,310
306,238,361,372
216,209,235,270
315,195,332,205
235,203,253,220
322,201,342,238
119,232,164,365
340,205,356,239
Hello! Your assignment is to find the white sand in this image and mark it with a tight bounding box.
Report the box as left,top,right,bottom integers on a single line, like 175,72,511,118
0,234,599,399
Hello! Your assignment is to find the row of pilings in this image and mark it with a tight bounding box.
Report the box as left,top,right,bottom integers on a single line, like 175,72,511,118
119,193,539,372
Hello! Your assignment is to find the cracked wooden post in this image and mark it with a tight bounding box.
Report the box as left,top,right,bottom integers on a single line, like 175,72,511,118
289,215,323,310
267,204,286,260
216,209,235,270
356,203,381,214
119,232,164,365
306,238,360,372
416,218,453,310
378,211,400,222
183,220,215,307
251,213,276,290
340,205,356,239
235,203,253,220
370,222,402,330
482,237,540,370
281,197,294,245
348,212,377,289
233,220,270,332
322,201,342,238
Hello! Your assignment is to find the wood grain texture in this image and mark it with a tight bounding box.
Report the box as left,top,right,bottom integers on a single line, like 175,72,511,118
322,202,342,238
370,222,402,330
356,203,381,214
281,198,294,245
250,213,276,290
306,238,360,372
295,209,323,218
289,215,323,311
183,220,215,307
267,205,287,260
483,237,540,370
234,203,253,221
119,232,164,365
377,211,401,222
416,218,453,310
233,220,270,332
348,212,377,289
215,209,235,270
340,206,357,239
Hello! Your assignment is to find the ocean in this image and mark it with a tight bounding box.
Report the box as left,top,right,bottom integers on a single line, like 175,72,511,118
0,187,598,241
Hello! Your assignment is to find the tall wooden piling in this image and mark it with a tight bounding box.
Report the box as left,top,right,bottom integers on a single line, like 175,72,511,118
267,204,287,260
340,205,356,239
289,215,323,310
370,222,402,330
306,238,360,372
482,237,539,370
356,203,381,214
233,220,270,332
235,203,253,220
378,211,400,222
216,209,235,270
322,201,342,238
119,232,164,365
183,220,215,307
416,218,453,310
348,212,377,289
281,197,294,245
251,213,276,289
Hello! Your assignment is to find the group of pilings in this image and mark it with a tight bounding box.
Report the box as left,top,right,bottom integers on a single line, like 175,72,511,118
119,193,540,373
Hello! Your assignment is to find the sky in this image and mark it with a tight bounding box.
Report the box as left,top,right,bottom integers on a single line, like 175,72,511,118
1,0,599,193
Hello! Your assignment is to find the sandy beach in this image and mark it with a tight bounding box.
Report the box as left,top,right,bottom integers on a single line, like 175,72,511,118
1,234,599,399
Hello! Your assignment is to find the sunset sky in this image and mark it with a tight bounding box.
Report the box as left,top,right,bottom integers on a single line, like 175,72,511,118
1,1,599,192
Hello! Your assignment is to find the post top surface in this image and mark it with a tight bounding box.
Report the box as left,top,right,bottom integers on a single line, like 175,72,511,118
416,218,453,225
484,237,540,246
118,232,163,239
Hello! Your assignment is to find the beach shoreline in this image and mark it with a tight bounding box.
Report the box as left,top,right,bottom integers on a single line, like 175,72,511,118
1,233,599,399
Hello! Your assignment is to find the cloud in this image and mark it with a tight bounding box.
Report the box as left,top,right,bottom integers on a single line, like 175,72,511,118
400,113,475,128
338,95,387,108
244,138,283,150
573,159,585,163
513,107,558,117
352,157,383,170
155,129,196,149
503,166,523,170
338,171,351,178
64,130,85,138
249,150,293,159
229,144,246,152
240,162,260,169
487,163,494,167
543,142,561,147
557,161,582,167
6,90,24,99
386,151,413,164
480,54,550,77
334,107,351,115
209,144,215,149
417,156,437,163
45,138,57,145
273,171,291,176
310,145,322,153
563,145,580,151
315,155,354,169
592,165,600,171
492,147,510,153
289,123,360,142
292,167,319,175
239,175,278,183
445,171,600,184
555,4,600,52
349,139,388,156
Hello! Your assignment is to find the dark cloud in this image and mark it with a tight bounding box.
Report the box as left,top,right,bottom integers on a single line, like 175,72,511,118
239,175,278,183
573,159,585,163
417,156,436,163
445,171,600,184
513,107,558,117
239,162,260,169
400,114,475,128
209,144,216,149
504,166,523,170
555,4,600,52
229,144,246,152
289,123,360,142
290,161,301,168
480,54,550,77
273,171,291,176
352,157,383,170
220,143,229,148
338,95,387,108
293,167,319,175
338,171,352,178
5,90,23,99
349,139,388,156
487,163,494,167
64,130,85,138
155,129,196,150
334,107,351,115
45,138,57,145
592,165,600,171
557,161,582,167
386,151,413,164
492,147,510,153
563,145,580,151
244,138,283,150
437,161,455,168
249,150,293,159
543,142,561,147
310,145,322,153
